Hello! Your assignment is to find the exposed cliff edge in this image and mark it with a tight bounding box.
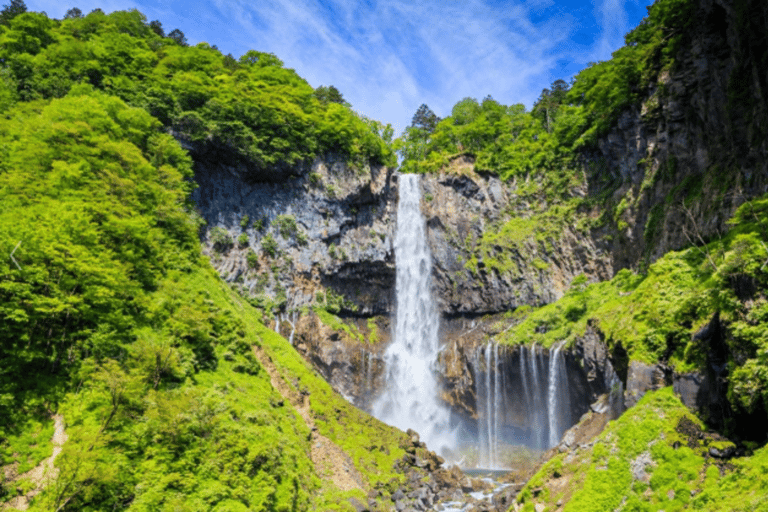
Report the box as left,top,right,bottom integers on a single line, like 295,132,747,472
191,148,398,316
592,0,768,268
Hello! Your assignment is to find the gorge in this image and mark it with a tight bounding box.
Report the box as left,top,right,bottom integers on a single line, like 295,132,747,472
1,0,768,510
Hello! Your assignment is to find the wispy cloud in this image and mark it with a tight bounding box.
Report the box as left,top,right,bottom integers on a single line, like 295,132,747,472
593,0,630,60
206,0,574,134
26,0,651,135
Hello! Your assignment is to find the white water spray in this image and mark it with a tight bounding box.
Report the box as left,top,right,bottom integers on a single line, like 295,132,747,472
372,174,455,454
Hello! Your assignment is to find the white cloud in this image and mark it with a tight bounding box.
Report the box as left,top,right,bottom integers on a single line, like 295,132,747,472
205,0,576,134
25,0,647,137
593,0,630,60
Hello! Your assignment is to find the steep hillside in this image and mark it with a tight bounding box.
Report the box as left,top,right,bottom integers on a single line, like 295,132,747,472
0,11,446,511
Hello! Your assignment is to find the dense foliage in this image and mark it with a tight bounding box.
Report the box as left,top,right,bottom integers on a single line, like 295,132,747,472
0,9,395,175
0,8,404,510
0,84,407,511
519,388,768,512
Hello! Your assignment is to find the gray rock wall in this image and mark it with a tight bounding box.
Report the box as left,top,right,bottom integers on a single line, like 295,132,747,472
420,170,613,315
192,153,398,315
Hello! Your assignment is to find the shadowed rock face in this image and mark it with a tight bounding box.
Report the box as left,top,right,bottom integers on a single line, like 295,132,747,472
192,153,398,316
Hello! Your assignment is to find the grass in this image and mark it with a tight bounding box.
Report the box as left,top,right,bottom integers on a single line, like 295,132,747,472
517,388,753,511
520,387,768,511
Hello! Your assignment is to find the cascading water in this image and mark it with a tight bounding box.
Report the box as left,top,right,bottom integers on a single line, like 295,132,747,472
474,342,573,466
372,174,456,455
475,341,504,469
547,342,570,447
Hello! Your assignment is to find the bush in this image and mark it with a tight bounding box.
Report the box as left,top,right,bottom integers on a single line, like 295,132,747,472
273,215,297,239
261,234,278,258
209,226,232,251
246,250,259,269
237,233,248,247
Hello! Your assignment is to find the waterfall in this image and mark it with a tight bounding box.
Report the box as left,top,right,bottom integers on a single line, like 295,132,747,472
529,345,546,450
493,343,501,466
372,174,455,455
360,348,375,412
547,342,569,447
476,342,573,458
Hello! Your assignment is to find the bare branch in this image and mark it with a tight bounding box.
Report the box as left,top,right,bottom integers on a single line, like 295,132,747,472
10,240,21,270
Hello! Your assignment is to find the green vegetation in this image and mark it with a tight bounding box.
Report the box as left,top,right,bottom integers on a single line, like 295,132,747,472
0,8,395,178
500,195,768,430
520,388,768,512
209,226,234,250
314,308,365,343
246,250,259,270
261,233,278,258
0,27,405,508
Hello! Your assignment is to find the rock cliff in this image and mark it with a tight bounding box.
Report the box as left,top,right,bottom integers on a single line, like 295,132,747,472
191,149,398,316
591,0,768,267
188,0,768,460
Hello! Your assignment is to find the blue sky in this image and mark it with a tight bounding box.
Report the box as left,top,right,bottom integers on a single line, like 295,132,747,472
27,0,653,135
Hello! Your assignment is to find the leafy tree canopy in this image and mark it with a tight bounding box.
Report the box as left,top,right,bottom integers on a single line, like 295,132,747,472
0,7,395,177
0,0,25,26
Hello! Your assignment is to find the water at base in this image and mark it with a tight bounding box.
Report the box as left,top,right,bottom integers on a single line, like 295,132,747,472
372,174,456,456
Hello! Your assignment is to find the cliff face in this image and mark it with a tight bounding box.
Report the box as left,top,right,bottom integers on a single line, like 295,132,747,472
188,0,768,456
191,150,398,316
421,167,613,316
593,0,768,268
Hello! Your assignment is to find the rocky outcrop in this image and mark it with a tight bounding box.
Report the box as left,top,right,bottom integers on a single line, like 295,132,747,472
624,360,671,409
292,313,388,411
192,152,398,315
590,0,768,269
421,168,613,315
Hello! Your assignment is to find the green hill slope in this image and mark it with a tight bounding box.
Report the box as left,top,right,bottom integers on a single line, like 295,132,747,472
0,81,405,511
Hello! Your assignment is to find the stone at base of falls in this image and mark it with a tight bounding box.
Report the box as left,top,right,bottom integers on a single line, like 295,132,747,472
556,394,614,454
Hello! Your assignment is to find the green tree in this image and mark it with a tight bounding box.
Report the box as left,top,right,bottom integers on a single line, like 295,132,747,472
148,19,164,37
451,97,481,126
532,78,569,132
411,103,440,132
238,49,283,67
167,27,187,46
63,7,83,19
314,85,346,105
0,0,26,26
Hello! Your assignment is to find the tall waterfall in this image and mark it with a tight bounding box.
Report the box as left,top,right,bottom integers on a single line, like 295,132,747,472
372,174,455,455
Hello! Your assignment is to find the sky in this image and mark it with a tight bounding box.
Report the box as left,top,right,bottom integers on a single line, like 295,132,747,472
26,0,653,135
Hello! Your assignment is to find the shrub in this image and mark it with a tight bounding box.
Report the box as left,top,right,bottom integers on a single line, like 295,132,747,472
273,215,297,239
209,226,233,251
261,234,278,258
237,233,249,247
240,215,249,230
246,250,259,269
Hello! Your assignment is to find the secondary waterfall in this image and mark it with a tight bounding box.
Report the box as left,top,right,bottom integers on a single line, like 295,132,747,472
372,174,456,455
474,342,572,466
